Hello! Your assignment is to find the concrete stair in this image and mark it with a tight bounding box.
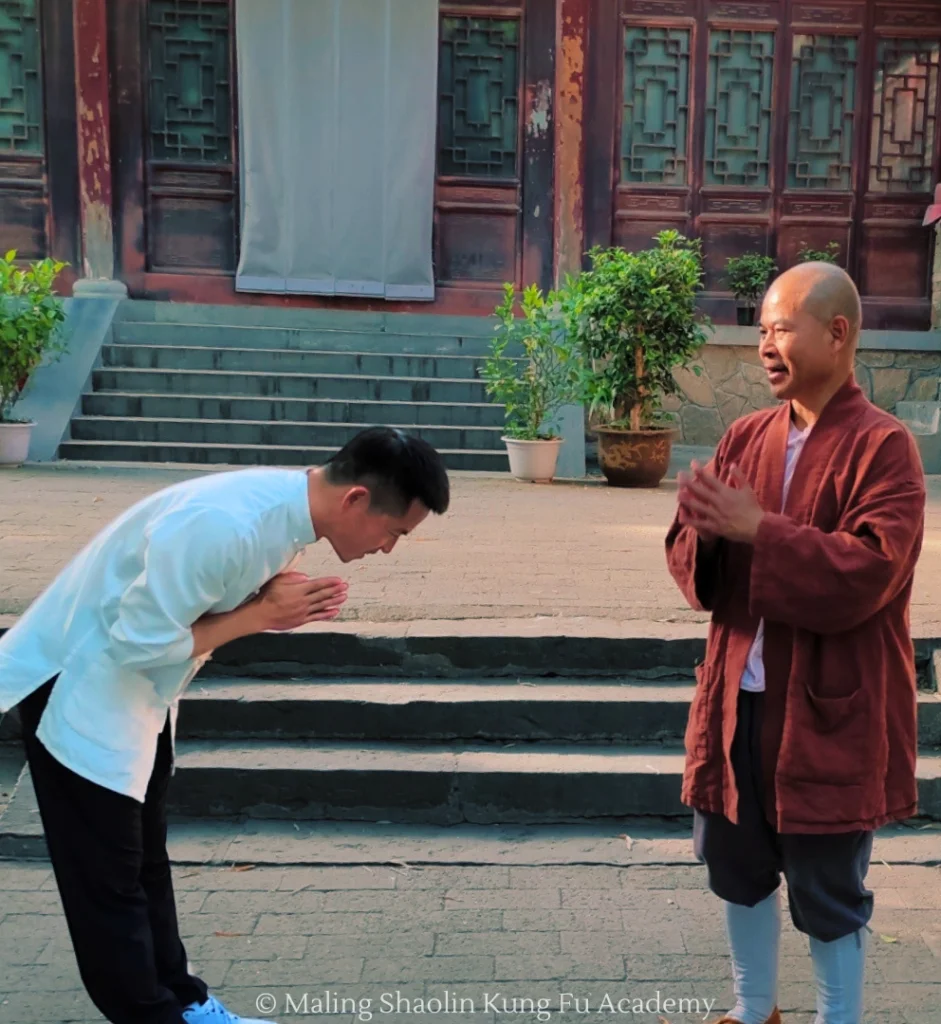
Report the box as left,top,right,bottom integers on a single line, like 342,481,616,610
58,303,512,470
2,635,940,860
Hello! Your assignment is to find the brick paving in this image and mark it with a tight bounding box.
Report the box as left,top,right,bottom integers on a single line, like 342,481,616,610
3,464,941,1020
1,861,940,1023
2,465,941,636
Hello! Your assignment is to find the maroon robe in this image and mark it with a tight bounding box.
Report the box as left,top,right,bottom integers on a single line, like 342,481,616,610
666,378,926,833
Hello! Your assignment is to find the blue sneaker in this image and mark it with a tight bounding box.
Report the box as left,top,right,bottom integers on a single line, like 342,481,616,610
183,994,279,1024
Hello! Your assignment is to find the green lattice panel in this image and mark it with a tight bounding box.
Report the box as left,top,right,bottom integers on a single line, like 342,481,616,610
869,37,941,193
788,35,857,190
704,29,774,188
148,0,231,163
0,0,43,154
438,16,520,179
622,26,690,185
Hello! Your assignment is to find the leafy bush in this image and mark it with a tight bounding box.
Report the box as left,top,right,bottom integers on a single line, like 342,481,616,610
726,253,777,306
565,231,711,431
798,241,840,264
480,283,580,441
0,250,68,422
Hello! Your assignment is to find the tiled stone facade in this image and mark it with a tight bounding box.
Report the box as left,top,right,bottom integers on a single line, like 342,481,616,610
665,346,941,446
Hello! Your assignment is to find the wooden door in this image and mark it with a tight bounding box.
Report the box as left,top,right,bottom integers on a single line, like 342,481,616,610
111,0,238,293
434,1,555,302
0,0,79,283
586,0,941,331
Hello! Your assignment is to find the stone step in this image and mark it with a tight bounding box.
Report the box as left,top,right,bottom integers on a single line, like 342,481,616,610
112,321,503,356
101,344,492,381
91,367,490,403
180,680,694,743
70,417,506,452
57,439,509,471
80,392,507,428
113,301,498,341
168,741,689,823
164,741,941,824
4,767,941,864
179,679,941,747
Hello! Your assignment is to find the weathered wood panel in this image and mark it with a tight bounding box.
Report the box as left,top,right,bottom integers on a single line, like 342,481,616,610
0,0,46,259
0,1,78,284
586,0,941,330
112,0,237,284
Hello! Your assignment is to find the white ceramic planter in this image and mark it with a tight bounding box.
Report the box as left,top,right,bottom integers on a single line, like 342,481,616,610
0,421,34,468
503,436,563,483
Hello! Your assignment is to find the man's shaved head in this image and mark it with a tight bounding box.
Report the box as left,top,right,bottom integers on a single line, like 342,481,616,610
769,261,862,344
758,261,861,409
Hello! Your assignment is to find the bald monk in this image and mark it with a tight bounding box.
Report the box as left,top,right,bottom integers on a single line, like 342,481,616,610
666,263,925,1024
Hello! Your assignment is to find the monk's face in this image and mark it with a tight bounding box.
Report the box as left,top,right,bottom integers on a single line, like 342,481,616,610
758,281,841,401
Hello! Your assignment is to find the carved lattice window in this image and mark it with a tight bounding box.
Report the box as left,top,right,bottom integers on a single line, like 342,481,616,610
704,29,775,188
0,0,42,154
147,0,232,163
869,37,940,193
438,16,520,179
622,26,690,185
787,34,857,190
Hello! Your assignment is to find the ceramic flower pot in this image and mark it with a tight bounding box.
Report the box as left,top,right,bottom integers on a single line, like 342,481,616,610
0,420,34,468
503,437,563,483
594,426,674,488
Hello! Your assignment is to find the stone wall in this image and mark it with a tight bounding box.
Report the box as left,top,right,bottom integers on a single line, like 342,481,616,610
664,346,941,446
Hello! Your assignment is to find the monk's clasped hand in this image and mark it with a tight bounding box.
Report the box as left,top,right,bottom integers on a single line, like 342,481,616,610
678,463,766,545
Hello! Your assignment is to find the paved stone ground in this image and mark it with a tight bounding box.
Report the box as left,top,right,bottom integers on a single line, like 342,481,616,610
1,860,940,1023
3,465,941,636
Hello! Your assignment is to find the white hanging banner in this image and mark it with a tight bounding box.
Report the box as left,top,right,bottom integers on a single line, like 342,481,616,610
235,0,438,300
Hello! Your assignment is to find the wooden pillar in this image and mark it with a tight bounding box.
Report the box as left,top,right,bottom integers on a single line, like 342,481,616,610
73,0,117,285
552,0,589,478
554,0,588,285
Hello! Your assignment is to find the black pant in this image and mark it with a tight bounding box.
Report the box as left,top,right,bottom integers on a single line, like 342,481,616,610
19,679,208,1024
694,690,874,943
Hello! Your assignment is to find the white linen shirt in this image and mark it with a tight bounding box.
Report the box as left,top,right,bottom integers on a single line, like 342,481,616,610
0,468,315,802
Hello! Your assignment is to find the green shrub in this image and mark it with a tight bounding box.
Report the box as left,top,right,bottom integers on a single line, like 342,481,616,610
0,250,68,422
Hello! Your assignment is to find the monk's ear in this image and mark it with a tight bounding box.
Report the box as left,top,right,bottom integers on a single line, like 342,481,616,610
829,313,851,352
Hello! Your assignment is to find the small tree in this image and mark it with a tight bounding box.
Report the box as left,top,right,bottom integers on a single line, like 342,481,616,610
726,253,777,309
0,250,68,422
566,231,711,431
798,241,840,264
480,283,580,440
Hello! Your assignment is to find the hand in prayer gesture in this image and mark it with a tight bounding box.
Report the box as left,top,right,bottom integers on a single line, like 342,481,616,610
677,460,766,545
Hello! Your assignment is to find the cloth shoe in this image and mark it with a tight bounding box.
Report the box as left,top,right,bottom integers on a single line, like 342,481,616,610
710,1012,782,1024
183,994,279,1024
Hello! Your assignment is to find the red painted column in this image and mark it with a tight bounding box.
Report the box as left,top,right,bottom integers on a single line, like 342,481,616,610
73,0,115,282
554,0,588,285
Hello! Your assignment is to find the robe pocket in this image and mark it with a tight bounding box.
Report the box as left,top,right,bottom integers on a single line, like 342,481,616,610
803,680,864,734
780,684,869,787
685,663,716,761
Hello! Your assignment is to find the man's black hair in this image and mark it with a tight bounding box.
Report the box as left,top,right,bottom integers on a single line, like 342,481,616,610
324,427,450,516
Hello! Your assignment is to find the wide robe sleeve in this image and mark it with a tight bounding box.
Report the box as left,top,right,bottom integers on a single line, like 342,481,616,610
665,434,731,612
108,506,248,670
749,428,925,635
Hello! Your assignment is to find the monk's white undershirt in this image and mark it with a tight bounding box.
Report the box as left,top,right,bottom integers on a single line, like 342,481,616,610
739,421,811,693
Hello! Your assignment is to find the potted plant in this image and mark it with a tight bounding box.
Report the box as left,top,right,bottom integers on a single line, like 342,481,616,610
798,241,841,264
726,252,777,326
566,230,711,488
480,282,580,483
0,250,68,467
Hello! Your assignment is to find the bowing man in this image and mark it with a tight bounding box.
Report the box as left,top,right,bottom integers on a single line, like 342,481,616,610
0,427,449,1024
